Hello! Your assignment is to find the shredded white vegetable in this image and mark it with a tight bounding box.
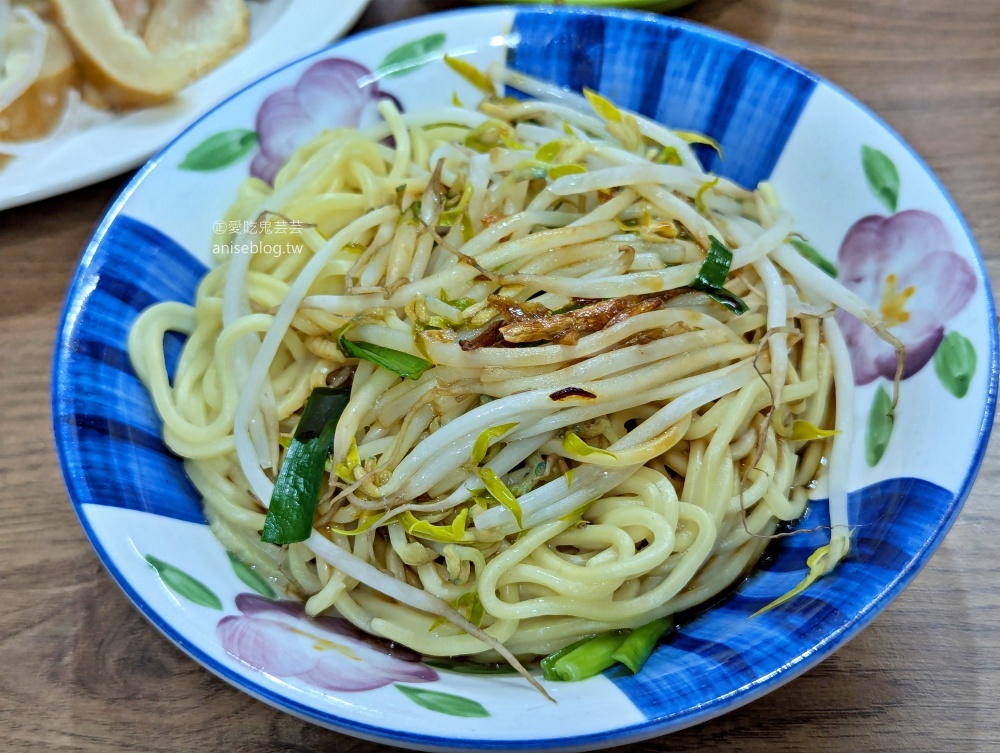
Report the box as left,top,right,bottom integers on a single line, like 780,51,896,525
130,69,902,688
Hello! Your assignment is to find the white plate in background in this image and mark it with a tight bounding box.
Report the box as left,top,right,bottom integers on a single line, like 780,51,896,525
0,0,371,210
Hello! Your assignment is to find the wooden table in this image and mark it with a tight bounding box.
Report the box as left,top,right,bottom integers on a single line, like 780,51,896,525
2,1,998,751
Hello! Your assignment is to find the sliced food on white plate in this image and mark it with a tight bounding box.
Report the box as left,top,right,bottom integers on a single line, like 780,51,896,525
0,0,372,210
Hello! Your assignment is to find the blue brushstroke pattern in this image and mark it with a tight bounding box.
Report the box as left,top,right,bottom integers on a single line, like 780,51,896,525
611,476,952,718
509,9,816,187
54,216,208,524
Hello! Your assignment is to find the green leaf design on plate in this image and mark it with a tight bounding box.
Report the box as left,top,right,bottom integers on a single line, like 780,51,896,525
395,684,490,717
865,383,894,467
226,551,277,598
146,555,223,610
934,330,976,398
862,145,900,212
179,129,258,171
376,33,447,78
789,237,837,277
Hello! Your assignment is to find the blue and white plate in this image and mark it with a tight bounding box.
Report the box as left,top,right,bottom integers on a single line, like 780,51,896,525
52,7,997,751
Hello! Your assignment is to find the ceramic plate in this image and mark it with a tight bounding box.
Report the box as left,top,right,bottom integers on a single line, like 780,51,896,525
0,0,371,211
52,6,998,751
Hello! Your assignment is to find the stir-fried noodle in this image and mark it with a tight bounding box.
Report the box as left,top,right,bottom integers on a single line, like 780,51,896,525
130,70,900,686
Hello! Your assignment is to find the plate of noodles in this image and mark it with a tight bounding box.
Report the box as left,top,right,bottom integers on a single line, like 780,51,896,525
0,0,372,211
51,5,997,751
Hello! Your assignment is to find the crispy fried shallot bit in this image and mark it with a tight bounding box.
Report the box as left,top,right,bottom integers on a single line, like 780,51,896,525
459,319,505,351
549,387,597,401
488,295,551,324
614,322,691,349
496,289,693,345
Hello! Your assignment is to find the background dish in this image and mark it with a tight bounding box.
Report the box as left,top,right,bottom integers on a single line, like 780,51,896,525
0,0,372,211
51,6,997,751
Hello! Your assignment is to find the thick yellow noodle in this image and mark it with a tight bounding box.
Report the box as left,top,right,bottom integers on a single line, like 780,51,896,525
130,92,842,664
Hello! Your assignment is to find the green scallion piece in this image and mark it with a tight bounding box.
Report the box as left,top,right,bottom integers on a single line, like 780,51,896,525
261,387,350,545
338,337,432,380
689,235,749,315
548,631,629,682
610,617,673,674
540,635,598,681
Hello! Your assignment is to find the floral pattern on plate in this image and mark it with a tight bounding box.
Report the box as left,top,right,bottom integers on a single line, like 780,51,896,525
833,147,978,466
836,208,975,386
218,593,438,692
175,32,451,179
51,8,996,748
250,59,400,185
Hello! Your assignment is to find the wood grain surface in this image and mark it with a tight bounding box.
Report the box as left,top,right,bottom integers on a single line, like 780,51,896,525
1,1,998,751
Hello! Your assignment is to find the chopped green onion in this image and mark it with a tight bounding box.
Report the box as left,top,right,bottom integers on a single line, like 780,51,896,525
541,618,673,681
471,423,518,465
548,632,628,681
611,617,672,673
689,236,749,315
261,387,350,545
541,636,597,680
338,337,432,380
475,468,523,529
694,235,733,287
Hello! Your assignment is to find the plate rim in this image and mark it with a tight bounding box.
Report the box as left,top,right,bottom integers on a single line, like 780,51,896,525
0,0,372,211
50,5,1000,751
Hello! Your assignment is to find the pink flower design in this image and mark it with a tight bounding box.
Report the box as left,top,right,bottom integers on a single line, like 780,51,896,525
250,58,399,185
835,209,976,385
218,594,437,691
